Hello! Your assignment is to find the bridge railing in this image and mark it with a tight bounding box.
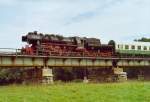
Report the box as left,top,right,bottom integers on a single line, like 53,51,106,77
0,48,112,57
0,48,149,59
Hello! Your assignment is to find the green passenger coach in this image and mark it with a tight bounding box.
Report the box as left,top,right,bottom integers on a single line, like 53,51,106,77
115,42,150,56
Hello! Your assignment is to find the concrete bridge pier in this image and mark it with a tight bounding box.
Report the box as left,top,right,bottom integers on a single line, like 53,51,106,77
42,67,54,84
137,68,144,81
83,68,89,83
113,67,127,82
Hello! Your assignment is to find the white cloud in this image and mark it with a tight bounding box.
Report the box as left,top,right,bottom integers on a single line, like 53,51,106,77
0,0,150,48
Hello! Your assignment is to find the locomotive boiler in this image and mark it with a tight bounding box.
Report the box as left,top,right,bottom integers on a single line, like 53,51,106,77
21,31,114,57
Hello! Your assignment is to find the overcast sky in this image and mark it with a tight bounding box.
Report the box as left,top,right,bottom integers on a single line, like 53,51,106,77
0,0,150,48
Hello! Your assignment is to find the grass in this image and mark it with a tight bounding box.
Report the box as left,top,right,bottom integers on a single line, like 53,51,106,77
0,81,149,102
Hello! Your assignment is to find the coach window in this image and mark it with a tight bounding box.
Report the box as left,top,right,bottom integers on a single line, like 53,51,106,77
131,45,135,50
144,46,147,50
138,46,141,50
121,45,123,49
125,45,129,50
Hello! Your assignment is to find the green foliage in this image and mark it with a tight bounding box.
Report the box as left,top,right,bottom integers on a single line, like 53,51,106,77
0,69,24,84
0,82,149,102
54,68,74,81
134,37,150,42
54,68,84,81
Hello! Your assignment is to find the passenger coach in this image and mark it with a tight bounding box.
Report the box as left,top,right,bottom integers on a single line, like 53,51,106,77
116,42,150,57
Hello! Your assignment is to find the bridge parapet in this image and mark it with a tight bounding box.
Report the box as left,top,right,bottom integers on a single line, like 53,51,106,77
0,55,113,67
0,55,150,68
117,60,150,67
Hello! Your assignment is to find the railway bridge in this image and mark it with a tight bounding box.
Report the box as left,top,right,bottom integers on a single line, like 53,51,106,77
0,51,150,83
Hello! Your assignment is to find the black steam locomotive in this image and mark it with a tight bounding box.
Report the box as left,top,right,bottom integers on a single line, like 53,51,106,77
21,31,114,57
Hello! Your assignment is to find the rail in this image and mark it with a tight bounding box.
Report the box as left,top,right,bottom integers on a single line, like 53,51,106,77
0,48,21,55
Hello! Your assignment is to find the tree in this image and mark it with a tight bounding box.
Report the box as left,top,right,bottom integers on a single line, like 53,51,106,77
134,37,150,42
54,68,74,81
0,68,24,85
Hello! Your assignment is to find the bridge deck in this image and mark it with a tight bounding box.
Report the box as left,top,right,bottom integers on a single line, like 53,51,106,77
0,54,150,68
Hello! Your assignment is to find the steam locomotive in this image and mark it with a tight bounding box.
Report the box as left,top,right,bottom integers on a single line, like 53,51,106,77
21,31,114,57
